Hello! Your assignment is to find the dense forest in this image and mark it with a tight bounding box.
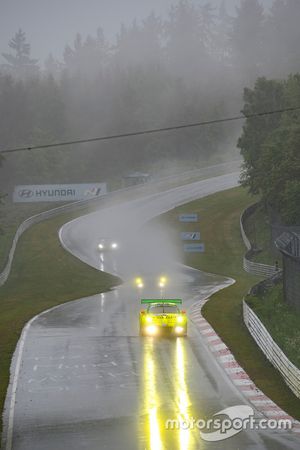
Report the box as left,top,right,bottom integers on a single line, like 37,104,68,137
1,0,300,205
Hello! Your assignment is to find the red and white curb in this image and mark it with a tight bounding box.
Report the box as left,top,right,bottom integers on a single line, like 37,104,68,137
189,298,300,435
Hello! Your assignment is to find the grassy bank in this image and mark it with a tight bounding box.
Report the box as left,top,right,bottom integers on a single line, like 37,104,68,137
158,187,300,420
0,210,120,436
247,285,300,369
0,199,65,272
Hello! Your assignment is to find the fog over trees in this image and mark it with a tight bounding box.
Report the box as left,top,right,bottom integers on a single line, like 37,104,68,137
1,0,300,192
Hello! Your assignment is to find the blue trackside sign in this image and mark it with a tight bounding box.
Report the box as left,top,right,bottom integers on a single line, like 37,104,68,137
180,232,200,241
184,243,205,253
179,213,198,222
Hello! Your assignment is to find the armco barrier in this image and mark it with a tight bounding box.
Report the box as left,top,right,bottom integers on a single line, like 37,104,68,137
240,203,278,278
243,300,300,399
242,255,278,278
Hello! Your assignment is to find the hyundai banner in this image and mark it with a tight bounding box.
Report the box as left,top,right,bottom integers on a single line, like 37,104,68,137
13,183,107,203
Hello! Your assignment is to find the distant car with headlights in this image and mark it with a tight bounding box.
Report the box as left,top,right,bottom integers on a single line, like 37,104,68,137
139,299,187,336
97,238,118,251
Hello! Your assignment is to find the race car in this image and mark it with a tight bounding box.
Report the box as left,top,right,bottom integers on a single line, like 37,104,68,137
139,299,187,337
97,238,119,252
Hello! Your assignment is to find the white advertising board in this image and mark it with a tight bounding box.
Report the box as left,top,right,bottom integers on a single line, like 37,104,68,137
13,183,107,202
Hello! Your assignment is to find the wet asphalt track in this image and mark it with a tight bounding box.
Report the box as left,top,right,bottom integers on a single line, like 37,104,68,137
2,173,300,450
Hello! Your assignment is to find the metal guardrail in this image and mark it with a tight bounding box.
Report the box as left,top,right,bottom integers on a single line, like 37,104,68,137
240,203,278,278
242,256,278,278
240,206,253,251
151,160,241,184
243,300,300,399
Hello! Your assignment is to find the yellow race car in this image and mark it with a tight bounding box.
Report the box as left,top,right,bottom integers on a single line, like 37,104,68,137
139,299,187,337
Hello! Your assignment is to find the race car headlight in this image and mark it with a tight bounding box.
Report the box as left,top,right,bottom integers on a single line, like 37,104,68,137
145,325,157,335
175,326,184,334
177,316,184,324
111,242,118,249
98,244,104,249
135,277,144,288
158,276,167,288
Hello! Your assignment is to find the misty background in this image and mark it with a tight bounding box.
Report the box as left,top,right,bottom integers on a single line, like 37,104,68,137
0,0,299,194
0,0,274,62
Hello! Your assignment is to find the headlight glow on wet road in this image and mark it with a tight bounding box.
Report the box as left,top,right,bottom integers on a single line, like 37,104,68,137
141,337,198,450
144,341,163,450
175,338,192,450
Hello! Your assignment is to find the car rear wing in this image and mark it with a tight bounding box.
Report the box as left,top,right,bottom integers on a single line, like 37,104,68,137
141,299,182,305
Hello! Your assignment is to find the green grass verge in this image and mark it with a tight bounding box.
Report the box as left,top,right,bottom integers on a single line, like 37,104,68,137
0,200,64,272
157,187,300,420
0,209,120,437
247,284,300,369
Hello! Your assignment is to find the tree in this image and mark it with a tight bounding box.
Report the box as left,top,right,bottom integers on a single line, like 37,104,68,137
140,13,163,65
238,77,285,194
265,0,300,77
0,74,33,148
44,53,62,79
114,15,163,70
239,74,300,225
1,29,39,78
165,0,215,84
63,29,109,78
0,72,67,185
258,122,300,224
213,0,233,64
231,0,265,83
280,180,300,224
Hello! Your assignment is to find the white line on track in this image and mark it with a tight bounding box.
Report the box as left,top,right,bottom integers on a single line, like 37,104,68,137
5,316,36,450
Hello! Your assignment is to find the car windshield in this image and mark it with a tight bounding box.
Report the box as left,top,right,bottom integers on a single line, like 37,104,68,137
148,304,179,314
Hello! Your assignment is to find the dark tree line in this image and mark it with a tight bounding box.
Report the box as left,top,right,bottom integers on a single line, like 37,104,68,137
1,0,300,193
